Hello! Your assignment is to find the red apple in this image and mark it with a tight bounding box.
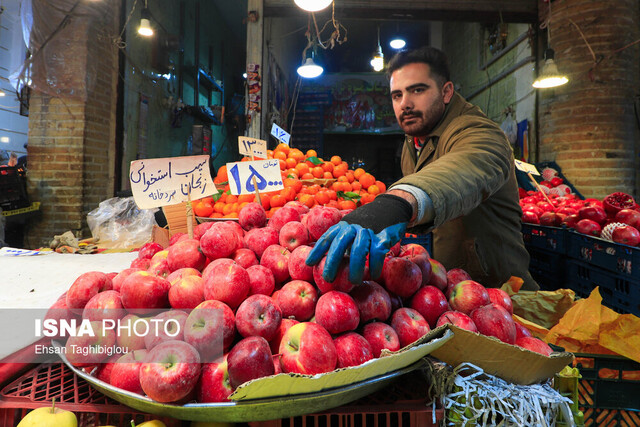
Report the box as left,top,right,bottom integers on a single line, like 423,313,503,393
130,257,151,270
66,271,113,311
514,322,533,340
273,280,318,321
288,245,314,282
279,322,337,375
381,257,422,298
515,336,553,356
227,336,275,389
120,271,171,314
448,280,491,315
116,314,147,351
235,294,282,340
268,206,301,233
260,244,291,285
398,243,430,258
111,268,143,292
312,256,360,294
269,318,299,354
315,291,360,335
402,252,432,286
139,340,201,403
612,225,640,246
193,221,215,240
246,265,276,296
470,303,517,344
390,308,430,348
446,268,472,293
169,232,188,246
109,349,148,394
82,290,124,322
539,212,562,227
203,262,250,310
200,223,239,260
238,202,268,231
65,320,117,367
435,310,478,332
284,200,310,217
349,281,392,324
167,238,206,272
144,310,188,350
197,355,233,402
333,332,374,368
166,267,201,286
184,300,235,358
362,321,401,357
305,206,342,241
147,258,171,278
486,288,513,314
44,296,80,341
426,258,448,291
222,221,246,250
279,221,309,251
244,227,280,259
410,285,449,328
95,354,120,383
231,248,259,269
168,275,205,309
138,242,164,260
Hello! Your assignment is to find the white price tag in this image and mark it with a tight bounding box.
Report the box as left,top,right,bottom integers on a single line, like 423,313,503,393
514,159,540,176
0,247,50,256
238,137,267,159
129,155,214,209
270,123,291,145
226,159,284,196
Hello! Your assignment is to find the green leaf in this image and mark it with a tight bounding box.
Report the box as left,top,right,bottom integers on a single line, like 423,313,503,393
287,174,297,179
305,156,323,165
337,191,362,202
211,190,224,202
344,191,361,199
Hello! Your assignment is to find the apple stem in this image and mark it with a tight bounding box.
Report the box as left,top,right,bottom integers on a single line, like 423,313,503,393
51,397,56,414
131,421,136,427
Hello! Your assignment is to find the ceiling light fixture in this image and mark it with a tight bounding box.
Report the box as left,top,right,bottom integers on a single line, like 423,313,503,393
297,56,323,78
294,0,333,13
370,25,384,72
389,23,406,50
533,1,567,89
138,1,154,37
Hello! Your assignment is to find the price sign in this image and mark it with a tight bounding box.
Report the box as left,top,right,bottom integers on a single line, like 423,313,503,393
270,123,291,145
514,159,540,176
129,155,214,209
226,159,284,196
238,136,267,159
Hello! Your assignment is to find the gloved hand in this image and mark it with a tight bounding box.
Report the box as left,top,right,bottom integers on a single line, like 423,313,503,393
306,194,412,283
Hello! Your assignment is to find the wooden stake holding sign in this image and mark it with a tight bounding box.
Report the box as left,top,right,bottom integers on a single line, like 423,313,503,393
514,160,553,205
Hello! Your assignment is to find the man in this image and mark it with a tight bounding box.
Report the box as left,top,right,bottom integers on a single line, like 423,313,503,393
307,46,538,291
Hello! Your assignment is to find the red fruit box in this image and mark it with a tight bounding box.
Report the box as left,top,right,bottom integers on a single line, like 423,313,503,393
430,325,574,385
566,229,640,278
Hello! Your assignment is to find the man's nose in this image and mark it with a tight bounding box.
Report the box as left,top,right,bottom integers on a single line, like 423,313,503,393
399,94,412,110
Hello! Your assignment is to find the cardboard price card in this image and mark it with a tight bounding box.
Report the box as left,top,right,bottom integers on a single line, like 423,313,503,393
226,159,284,196
129,155,214,209
238,136,267,159
270,123,290,145
514,159,540,175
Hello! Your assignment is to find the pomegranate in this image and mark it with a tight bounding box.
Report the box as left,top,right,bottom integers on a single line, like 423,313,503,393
578,206,607,225
575,219,602,237
603,192,637,216
561,214,580,229
615,209,640,229
611,225,640,247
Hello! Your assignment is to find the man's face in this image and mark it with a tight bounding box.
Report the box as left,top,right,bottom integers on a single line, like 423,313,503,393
390,62,453,138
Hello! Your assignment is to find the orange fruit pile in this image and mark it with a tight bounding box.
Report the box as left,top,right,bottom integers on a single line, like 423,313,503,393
194,144,387,219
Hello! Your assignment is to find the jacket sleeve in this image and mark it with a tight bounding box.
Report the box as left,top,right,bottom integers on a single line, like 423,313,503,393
392,116,513,228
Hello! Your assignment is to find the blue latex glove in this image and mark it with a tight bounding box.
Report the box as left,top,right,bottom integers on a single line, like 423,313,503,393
306,221,407,283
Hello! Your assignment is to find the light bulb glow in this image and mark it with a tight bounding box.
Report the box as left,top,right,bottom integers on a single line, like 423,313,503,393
297,58,323,78
389,38,406,50
138,18,153,37
0,137,9,143
294,0,333,12
532,58,568,88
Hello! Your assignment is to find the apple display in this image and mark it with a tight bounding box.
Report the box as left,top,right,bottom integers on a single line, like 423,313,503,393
65,320,117,367
350,281,392,324
167,238,206,272
144,310,188,350
410,285,449,328
231,248,259,269
246,265,276,296
111,268,143,292
227,336,275,389
166,267,201,286
515,336,553,356
288,245,314,282
486,288,513,314
314,291,360,334
235,294,282,340
202,262,250,310
168,275,205,309
333,332,374,368
448,280,491,315
381,257,422,298
470,303,517,344
120,272,171,314
82,290,124,323
238,202,268,231
304,206,342,241
390,307,430,348
279,221,309,251
260,244,291,285
268,206,301,233
200,223,239,260
197,355,233,403
272,280,318,321
109,349,148,394
362,321,401,357
268,318,299,354
184,300,235,359
66,271,113,311
426,258,448,291
244,227,279,259
116,313,147,351
435,311,478,332
279,322,337,375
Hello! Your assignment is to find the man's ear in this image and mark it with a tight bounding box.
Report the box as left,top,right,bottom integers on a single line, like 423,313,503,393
442,81,454,104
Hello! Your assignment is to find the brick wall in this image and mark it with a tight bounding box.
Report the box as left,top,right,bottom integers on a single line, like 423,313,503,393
25,0,120,248
537,0,640,199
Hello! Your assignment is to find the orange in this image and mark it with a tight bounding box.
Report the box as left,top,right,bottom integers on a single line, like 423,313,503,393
337,175,348,183
351,181,362,191
259,194,271,210
341,182,353,192
193,200,213,217
273,150,287,161
222,203,234,216
312,166,324,178
289,149,305,163
280,187,296,202
345,171,355,183
285,157,297,169
307,184,321,195
275,143,290,155
295,162,310,176
353,168,365,180
359,173,376,189
325,200,339,209
332,164,347,178
216,165,228,180
238,194,255,204
375,180,387,193
223,212,239,219
338,199,357,210
360,193,375,205
214,201,226,214
306,149,318,158
301,172,314,180
331,181,345,192
297,193,315,208
322,161,334,173
330,155,342,165
326,189,338,200
368,184,381,195
283,177,303,193
241,156,252,162
314,191,330,205
211,212,223,218
270,194,286,208
266,149,274,159
226,194,238,204
238,201,249,211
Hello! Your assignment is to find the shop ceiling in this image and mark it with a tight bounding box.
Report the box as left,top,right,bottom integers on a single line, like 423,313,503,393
263,0,538,23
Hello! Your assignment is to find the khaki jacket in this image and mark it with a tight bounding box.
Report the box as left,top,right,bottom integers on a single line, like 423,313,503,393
393,92,538,290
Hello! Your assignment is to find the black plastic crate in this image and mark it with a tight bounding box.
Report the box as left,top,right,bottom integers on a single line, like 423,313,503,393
526,245,567,291
567,230,639,278
0,167,30,211
401,233,433,257
522,224,569,254
573,353,640,426
566,259,640,316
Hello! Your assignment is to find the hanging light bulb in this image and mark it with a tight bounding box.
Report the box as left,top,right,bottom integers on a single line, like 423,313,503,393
370,26,384,72
294,0,333,12
297,57,323,78
138,4,154,37
533,48,568,88
389,37,406,50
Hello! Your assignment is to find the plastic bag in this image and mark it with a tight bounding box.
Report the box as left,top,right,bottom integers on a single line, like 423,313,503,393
87,197,158,249
500,113,518,146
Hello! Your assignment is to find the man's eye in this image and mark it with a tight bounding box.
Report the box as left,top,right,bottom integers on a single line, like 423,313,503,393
391,94,401,101
413,87,425,94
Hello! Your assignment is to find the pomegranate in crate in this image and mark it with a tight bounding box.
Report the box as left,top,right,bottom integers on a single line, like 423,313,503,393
602,192,637,216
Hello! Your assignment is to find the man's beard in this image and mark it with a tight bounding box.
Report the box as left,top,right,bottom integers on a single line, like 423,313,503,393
397,98,446,137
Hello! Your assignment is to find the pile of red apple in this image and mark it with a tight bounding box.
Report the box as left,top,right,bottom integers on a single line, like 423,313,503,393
520,189,640,246
47,200,553,406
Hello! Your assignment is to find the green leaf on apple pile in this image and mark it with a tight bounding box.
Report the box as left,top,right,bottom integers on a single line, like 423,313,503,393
337,191,361,202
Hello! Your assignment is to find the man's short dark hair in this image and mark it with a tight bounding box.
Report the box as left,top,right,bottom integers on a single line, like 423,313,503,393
386,46,451,86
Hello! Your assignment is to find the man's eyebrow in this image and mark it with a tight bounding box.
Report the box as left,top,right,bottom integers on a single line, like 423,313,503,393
390,83,429,94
